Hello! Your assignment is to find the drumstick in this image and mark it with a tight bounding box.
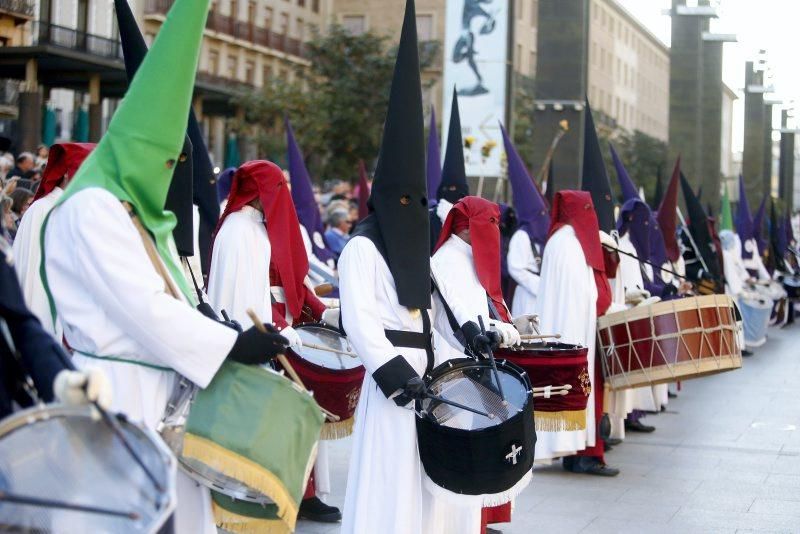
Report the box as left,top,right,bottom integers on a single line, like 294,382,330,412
0,490,140,520
314,283,334,297
246,309,341,422
532,390,569,398
532,384,571,393
520,334,561,341
422,392,494,419
304,341,358,358
478,316,507,405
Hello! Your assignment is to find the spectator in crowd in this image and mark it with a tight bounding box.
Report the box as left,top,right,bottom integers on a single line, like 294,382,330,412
8,152,35,180
9,187,33,230
324,209,352,256
0,155,13,181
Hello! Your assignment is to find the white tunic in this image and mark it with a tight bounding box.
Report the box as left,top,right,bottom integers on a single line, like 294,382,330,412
339,236,434,534
43,188,238,534
207,206,272,326
534,225,597,460
12,187,63,336
508,229,541,316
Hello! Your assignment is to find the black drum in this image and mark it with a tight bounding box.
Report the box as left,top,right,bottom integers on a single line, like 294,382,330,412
784,276,800,300
416,358,535,505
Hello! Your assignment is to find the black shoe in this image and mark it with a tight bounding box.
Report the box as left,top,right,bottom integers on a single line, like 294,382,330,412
668,391,677,398
298,497,342,523
606,438,622,446
742,349,754,357
563,456,620,477
486,528,503,534
625,420,656,433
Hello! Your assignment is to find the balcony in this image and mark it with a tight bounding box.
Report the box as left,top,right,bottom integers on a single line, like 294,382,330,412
145,0,305,58
0,0,35,23
31,21,123,60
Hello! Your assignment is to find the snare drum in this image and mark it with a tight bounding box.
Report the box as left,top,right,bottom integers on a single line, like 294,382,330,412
282,324,364,439
783,276,800,299
416,358,535,507
597,294,742,390
0,404,175,533
160,362,324,532
496,342,590,433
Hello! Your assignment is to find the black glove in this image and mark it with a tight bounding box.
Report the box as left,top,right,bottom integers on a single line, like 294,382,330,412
226,325,288,366
460,321,498,357
195,302,243,332
394,375,427,407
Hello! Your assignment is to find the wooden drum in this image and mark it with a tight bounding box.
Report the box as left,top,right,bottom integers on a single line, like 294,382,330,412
597,295,742,390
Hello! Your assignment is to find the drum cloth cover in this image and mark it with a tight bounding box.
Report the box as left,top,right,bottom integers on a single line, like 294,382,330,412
0,404,175,533
597,295,742,390
498,343,591,432
181,362,324,532
416,359,536,504
283,324,365,440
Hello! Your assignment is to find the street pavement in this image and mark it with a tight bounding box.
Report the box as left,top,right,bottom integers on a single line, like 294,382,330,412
296,323,800,533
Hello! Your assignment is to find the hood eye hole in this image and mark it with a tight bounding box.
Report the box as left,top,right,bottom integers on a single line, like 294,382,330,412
166,159,175,169
400,195,411,206
179,154,188,163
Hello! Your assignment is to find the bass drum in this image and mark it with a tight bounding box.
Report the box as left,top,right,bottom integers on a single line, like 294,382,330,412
416,358,535,508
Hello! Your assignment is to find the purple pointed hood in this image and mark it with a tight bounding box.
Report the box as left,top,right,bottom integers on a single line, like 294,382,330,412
786,214,795,247
735,174,754,241
501,123,549,247
286,117,335,263
426,105,442,202
617,197,653,263
216,167,236,203
610,143,639,202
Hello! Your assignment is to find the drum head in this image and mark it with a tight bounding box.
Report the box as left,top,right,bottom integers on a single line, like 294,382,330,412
295,325,361,370
422,359,530,431
0,404,175,533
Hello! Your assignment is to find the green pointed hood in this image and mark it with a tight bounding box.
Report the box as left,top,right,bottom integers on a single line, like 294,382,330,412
720,183,733,232
47,0,209,302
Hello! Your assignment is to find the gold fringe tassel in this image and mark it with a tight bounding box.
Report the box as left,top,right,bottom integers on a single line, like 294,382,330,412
182,433,299,530
212,502,292,534
534,409,587,432
320,416,354,440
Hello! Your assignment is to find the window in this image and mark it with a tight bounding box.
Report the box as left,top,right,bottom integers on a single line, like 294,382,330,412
208,50,219,74
227,55,238,79
298,0,305,6
265,7,273,28
297,18,305,39
278,12,289,34
529,51,535,73
416,14,433,41
245,60,255,84
229,0,237,19
312,0,319,13
263,64,272,85
342,15,366,35
247,1,256,23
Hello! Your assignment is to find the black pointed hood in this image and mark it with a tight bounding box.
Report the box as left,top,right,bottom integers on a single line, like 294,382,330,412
115,0,195,257
356,0,429,309
438,88,469,204
581,101,615,233
680,172,720,281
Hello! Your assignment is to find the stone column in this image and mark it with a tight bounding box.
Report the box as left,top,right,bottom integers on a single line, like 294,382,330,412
88,74,102,142
18,58,42,152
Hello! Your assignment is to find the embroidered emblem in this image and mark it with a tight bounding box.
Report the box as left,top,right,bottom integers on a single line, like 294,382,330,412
505,443,523,465
346,387,361,411
579,368,592,396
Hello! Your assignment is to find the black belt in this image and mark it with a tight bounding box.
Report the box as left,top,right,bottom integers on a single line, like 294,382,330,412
384,310,434,375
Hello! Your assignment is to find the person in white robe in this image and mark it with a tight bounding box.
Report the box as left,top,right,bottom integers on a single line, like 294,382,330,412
535,191,618,476
40,1,289,530
12,142,94,336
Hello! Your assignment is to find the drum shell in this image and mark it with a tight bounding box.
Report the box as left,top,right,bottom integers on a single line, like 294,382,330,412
597,294,742,390
739,297,771,348
783,277,800,299
416,359,535,497
496,343,590,432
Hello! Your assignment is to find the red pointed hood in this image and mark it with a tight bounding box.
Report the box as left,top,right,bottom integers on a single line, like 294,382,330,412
212,160,309,319
33,143,95,202
657,157,681,262
434,196,510,322
547,190,611,317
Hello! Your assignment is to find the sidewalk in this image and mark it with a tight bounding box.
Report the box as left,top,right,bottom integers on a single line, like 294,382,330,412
297,324,800,533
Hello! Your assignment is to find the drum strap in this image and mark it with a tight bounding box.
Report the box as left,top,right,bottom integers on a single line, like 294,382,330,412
383,311,434,376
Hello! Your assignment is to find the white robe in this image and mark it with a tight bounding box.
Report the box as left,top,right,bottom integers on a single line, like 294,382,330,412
428,235,497,534
43,188,238,534
207,206,272,326
534,225,597,460
508,229,541,316
12,187,63,336
339,236,435,534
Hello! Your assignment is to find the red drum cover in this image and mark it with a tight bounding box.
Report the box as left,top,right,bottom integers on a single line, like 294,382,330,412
497,343,590,432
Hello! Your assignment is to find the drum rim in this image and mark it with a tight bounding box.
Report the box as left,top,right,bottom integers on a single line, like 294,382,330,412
598,294,735,328
292,323,364,373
